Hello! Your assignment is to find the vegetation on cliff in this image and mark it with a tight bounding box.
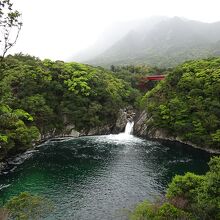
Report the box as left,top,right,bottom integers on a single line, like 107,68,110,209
0,54,140,161
141,57,220,150
0,192,52,220
110,65,167,93
130,156,220,220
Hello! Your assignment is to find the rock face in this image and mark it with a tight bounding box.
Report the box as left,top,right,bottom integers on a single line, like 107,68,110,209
134,110,183,139
134,110,220,153
80,107,136,135
38,107,136,141
134,111,171,138
114,109,128,133
133,111,150,136
114,107,136,133
134,111,167,137
37,109,219,154
62,125,80,137
80,124,115,136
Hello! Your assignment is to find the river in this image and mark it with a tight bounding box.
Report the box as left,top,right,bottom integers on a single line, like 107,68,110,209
0,131,211,219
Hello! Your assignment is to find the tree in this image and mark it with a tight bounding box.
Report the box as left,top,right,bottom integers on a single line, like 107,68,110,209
0,104,39,160
130,156,220,220
5,192,53,220
142,58,220,150
0,0,22,60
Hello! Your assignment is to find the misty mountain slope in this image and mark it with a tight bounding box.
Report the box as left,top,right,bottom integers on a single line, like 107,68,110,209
71,16,168,62
79,17,220,68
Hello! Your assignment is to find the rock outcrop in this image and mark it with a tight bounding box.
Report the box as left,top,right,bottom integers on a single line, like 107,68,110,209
113,107,136,133
134,110,220,154
38,107,137,141
81,124,115,136
114,109,128,133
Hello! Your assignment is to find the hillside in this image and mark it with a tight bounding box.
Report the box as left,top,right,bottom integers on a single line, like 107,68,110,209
0,54,140,161
78,17,220,68
140,57,220,150
71,16,167,62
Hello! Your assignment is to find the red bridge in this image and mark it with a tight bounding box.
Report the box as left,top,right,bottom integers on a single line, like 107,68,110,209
144,75,166,80
138,75,166,90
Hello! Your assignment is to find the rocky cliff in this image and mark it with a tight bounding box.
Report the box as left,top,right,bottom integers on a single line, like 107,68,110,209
134,110,220,153
39,107,137,141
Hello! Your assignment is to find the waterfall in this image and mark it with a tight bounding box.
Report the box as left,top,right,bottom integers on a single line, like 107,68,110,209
124,121,134,135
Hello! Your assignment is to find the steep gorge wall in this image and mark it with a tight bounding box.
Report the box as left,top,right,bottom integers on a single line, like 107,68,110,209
39,107,137,141
133,110,220,154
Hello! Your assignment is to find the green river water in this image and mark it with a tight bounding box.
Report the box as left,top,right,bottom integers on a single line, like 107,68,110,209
0,133,211,219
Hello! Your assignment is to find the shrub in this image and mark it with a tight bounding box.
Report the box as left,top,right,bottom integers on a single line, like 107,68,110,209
130,201,192,220
130,156,220,220
157,203,192,220
166,172,204,205
196,156,220,219
130,200,158,220
5,192,52,220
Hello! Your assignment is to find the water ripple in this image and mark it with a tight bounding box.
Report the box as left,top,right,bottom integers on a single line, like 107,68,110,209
0,134,211,220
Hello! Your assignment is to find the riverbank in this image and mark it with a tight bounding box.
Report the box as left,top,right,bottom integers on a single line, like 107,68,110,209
1,131,218,176
134,111,220,154
1,106,219,175
0,134,212,219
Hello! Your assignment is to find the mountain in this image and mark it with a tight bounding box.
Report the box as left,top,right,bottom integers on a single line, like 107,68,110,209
71,16,167,62
72,17,220,68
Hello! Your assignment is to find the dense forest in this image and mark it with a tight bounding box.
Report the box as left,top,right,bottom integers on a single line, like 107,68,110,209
0,54,142,161
0,53,170,161
0,54,219,219
0,2,219,219
1,55,220,159
131,156,220,220
141,57,220,151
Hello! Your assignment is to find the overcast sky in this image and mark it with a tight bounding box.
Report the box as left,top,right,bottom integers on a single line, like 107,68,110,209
9,0,220,60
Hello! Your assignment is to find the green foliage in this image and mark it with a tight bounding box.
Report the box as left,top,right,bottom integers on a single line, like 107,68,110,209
5,192,52,220
13,109,33,121
0,134,8,143
130,201,192,220
0,54,139,160
167,156,220,219
157,203,192,220
130,200,157,220
142,58,220,149
131,156,220,220
111,65,166,94
166,172,204,203
211,130,220,142
0,103,40,160
196,156,220,219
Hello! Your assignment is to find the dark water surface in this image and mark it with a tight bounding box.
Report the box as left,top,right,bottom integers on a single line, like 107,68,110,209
0,134,211,219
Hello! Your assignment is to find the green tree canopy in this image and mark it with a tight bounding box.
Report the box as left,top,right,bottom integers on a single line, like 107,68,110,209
141,58,220,150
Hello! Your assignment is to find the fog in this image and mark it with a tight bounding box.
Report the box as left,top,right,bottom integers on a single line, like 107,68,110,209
9,0,220,61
